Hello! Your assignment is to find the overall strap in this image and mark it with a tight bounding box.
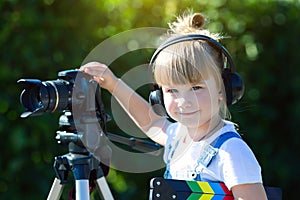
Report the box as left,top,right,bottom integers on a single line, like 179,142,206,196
193,131,243,181
202,132,242,169
211,131,242,149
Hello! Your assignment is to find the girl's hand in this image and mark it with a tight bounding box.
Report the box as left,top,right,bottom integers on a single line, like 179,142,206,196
80,62,118,92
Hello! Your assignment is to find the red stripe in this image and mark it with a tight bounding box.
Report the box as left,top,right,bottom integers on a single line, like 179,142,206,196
219,182,232,195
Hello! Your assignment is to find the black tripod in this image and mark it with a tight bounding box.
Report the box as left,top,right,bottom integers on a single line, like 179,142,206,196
47,111,114,200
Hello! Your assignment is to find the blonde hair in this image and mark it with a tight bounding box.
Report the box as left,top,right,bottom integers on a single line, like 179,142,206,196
153,11,230,119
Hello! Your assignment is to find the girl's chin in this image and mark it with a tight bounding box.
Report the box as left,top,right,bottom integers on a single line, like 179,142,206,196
178,120,206,128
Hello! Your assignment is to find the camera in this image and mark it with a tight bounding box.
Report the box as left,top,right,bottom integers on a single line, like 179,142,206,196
17,69,98,118
18,69,109,150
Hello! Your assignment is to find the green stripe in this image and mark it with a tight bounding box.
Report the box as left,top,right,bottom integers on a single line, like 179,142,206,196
187,181,203,193
187,193,202,200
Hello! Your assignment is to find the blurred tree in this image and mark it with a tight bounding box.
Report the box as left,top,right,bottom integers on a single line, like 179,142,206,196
0,0,299,199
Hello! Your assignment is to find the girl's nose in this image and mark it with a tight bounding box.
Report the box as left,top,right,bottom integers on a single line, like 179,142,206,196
177,97,192,109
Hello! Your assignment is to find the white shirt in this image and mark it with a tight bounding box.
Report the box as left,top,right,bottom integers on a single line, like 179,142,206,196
163,120,263,190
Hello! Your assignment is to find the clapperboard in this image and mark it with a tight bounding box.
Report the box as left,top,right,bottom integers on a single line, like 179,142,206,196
149,177,282,200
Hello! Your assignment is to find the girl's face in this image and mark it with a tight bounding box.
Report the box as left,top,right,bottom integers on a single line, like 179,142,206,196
162,77,221,129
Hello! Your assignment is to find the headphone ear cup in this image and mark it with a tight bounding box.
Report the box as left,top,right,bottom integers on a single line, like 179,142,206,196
149,89,167,116
222,69,245,105
230,72,244,105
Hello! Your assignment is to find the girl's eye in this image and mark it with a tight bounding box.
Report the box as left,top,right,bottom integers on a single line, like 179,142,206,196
166,89,177,93
192,86,203,91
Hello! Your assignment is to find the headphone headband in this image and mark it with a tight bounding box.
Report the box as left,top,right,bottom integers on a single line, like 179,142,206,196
150,34,235,72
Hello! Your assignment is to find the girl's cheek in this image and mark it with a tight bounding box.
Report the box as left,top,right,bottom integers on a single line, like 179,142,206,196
163,99,172,109
164,97,175,110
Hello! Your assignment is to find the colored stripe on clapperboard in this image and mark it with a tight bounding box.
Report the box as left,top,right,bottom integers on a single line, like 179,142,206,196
172,179,233,200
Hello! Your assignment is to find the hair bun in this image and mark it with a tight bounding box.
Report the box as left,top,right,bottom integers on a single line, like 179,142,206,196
166,11,217,37
190,13,205,29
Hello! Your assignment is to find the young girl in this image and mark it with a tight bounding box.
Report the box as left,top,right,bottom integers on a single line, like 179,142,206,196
80,12,267,199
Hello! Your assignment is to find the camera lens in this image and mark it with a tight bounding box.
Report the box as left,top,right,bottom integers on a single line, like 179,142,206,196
44,80,72,113
18,78,73,117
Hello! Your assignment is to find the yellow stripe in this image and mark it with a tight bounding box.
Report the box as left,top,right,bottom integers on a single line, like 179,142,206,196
199,194,213,200
198,182,214,194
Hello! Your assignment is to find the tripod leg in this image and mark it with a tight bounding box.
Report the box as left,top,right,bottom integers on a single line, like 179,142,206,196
47,178,64,200
75,179,90,200
96,177,114,200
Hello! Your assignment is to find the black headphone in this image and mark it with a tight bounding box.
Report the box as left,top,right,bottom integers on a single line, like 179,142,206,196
149,34,244,116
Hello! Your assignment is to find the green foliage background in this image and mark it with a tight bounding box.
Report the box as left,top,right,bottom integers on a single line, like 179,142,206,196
1,0,299,199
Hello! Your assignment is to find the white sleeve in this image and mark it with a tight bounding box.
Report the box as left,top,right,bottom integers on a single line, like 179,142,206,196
218,138,263,190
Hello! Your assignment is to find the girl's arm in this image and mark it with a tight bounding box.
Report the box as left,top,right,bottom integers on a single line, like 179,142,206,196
80,62,169,146
232,183,267,200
